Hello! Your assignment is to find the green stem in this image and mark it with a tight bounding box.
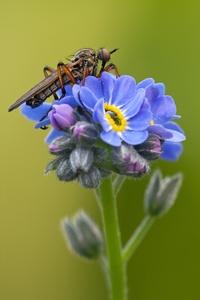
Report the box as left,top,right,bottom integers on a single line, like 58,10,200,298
113,175,126,197
98,177,126,300
122,215,155,263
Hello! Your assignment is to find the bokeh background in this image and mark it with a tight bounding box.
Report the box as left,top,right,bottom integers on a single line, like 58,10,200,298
0,0,199,299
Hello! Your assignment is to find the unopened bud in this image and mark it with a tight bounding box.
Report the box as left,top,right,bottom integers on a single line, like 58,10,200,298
45,156,63,174
144,169,183,216
135,134,163,161
48,104,76,131
78,166,101,189
111,143,150,177
70,147,94,173
72,121,99,145
56,157,77,182
62,211,104,260
48,136,76,155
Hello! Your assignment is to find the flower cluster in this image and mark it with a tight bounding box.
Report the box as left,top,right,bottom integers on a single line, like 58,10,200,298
21,72,185,188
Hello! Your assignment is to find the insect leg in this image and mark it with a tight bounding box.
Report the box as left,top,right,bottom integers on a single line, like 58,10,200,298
97,63,120,78
43,66,56,77
80,65,90,86
57,62,77,95
43,66,58,100
38,66,57,129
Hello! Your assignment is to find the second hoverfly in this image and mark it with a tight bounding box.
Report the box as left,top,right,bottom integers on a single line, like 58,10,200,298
8,48,118,112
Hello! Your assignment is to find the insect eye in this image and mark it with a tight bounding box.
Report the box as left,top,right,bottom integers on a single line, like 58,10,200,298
98,48,111,65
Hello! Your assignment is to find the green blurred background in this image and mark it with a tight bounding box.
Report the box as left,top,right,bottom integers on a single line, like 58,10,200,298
0,0,199,299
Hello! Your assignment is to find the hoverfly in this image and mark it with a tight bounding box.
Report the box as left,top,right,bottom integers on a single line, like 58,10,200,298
8,48,119,112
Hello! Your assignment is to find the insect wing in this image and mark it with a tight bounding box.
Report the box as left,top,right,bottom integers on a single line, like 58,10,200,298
8,71,60,112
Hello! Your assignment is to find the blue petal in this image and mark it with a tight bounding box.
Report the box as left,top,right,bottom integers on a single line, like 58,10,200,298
93,98,111,131
100,130,121,146
121,129,148,145
127,108,152,130
35,118,50,129
156,83,165,97
73,85,99,110
56,84,73,98
164,129,186,142
148,124,173,139
84,76,103,99
111,75,136,107
145,83,165,103
122,89,145,118
160,142,183,161
72,84,82,106
20,102,51,121
151,96,177,123
141,98,151,110
100,72,115,102
53,95,77,108
163,121,184,133
45,128,67,143
137,78,154,89
172,115,181,120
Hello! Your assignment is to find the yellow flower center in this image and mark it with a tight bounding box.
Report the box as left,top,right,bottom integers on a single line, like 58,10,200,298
104,103,127,132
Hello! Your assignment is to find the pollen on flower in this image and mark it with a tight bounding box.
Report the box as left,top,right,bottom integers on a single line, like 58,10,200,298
104,103,127,132
105,113,115,125
150,120,155,125
113,124,118,131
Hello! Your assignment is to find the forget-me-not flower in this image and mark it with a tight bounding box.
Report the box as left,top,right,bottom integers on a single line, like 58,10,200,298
137,78,185,160
72,72,152,147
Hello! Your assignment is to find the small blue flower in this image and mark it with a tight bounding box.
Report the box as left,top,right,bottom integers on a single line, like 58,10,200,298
72,72,152,147
137,78,185,141
20,86,77,143
137,78,185,160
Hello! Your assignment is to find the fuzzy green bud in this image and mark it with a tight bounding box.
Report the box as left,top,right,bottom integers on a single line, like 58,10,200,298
144,169,183,217
62,211,104,260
